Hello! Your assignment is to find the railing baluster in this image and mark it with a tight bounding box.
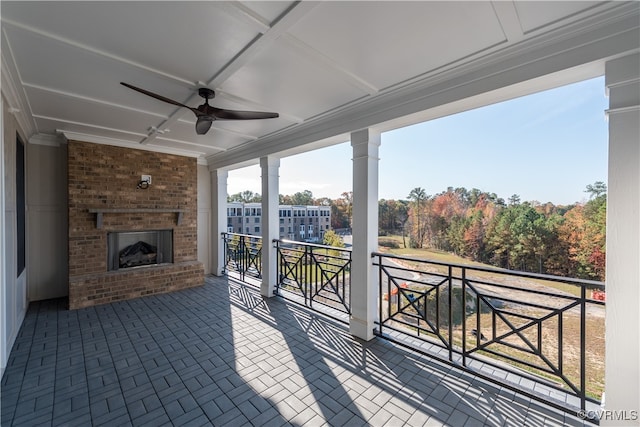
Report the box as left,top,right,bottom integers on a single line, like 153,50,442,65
448,265,453,362
580,285,586,412
462,267,467,367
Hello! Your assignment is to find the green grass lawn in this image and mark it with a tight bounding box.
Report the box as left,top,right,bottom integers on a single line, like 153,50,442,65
378,235,585,297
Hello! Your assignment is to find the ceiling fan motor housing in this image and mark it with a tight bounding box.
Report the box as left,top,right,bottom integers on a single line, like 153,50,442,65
198,87,215,100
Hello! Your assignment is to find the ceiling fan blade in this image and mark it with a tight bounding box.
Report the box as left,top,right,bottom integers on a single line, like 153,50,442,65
212,109,279,120
120,82,192,110
195,116,214,135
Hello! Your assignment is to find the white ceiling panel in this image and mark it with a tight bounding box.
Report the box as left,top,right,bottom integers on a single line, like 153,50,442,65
166,120,253,151
4,24,194,117
1,2,262,84
287,1,507,91
23,85,169,138
515,1,609,34
220,38,370,120
147,139,216,158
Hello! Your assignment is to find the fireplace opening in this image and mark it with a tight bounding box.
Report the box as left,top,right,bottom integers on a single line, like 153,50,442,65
108,230,173,271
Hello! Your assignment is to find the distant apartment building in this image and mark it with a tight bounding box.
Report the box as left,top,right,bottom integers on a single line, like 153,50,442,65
227,202,332,242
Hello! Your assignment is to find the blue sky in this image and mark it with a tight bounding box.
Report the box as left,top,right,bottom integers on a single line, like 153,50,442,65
228,77,608,206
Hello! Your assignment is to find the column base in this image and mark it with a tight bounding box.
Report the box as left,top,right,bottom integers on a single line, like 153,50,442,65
260,281,275,298
349,316,375,341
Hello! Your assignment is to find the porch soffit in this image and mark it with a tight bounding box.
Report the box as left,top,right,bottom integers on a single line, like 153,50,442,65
0,1,638,169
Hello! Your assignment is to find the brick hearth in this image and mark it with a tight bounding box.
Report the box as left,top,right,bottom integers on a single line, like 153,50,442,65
67,140,204,309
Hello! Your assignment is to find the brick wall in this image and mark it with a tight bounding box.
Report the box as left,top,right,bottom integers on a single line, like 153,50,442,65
68,140,204,309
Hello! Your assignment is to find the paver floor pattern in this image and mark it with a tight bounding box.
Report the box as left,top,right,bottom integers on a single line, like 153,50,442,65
1,276,588,426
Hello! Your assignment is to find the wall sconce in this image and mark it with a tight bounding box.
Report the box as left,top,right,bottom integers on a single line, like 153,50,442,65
137,175,152,189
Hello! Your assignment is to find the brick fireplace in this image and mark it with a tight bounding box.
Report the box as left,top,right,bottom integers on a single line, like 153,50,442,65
67,140,204,309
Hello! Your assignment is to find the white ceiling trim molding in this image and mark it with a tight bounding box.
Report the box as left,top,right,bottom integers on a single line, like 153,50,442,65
1,35,37,137
215,2,271,33
490,1,525,43
28,133,65,147
34,114,148,141
153,136,226,153
60,130,206,160
1,18,194,87
207,9,640,169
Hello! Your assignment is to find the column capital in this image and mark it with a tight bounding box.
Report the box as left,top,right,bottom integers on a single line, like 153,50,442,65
260,155,280,169
210,168,228,179
350,128,381,147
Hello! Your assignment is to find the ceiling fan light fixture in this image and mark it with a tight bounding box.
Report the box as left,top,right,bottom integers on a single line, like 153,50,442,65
196,116,214,135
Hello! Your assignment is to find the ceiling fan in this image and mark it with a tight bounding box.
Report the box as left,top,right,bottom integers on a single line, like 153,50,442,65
120,82,279,135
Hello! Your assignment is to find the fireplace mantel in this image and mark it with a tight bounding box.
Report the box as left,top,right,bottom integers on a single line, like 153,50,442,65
88,208,186,229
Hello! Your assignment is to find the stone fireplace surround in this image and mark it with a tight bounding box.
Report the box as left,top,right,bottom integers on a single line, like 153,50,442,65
68,140,204,309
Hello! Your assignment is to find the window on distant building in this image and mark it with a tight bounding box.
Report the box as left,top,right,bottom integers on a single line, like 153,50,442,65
254,226,260,233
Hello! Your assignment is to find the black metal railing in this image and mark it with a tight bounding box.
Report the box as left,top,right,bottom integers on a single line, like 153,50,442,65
372,252,605,418
275,239,352,318
222,233,262,282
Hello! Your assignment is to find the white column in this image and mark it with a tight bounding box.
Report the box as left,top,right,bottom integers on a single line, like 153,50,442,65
210,168,228,276
260,156,280,298
603,53,639,426
350,128,380,341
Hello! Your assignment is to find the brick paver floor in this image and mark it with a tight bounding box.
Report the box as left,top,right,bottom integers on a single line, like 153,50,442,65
1,276,589,426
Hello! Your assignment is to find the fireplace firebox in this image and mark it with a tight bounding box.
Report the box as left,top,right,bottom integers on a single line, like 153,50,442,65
107,230,173,271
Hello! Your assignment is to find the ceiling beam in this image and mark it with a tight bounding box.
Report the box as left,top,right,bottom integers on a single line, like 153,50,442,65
491,1,525,43
141,1,318,146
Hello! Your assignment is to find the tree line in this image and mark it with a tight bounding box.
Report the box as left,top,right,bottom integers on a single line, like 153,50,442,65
392,183,606,280
229,182,606,280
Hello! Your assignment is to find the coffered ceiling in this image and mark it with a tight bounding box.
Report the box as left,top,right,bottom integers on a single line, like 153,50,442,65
2,1,638,168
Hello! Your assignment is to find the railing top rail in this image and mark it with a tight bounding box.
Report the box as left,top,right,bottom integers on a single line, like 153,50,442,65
372,251,604,289
222,232,263,239
274,238,352,252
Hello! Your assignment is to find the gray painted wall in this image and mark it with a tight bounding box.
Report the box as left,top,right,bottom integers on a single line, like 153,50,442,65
26,142,68,300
